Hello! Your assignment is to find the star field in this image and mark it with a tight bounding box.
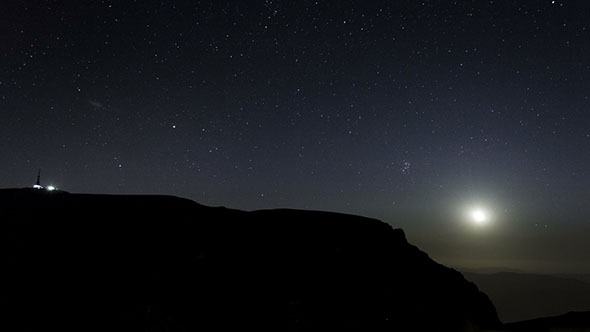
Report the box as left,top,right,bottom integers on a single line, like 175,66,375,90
2,0,590,272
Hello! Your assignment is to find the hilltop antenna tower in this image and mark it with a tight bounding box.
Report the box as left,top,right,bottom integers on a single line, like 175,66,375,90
33,169,43,189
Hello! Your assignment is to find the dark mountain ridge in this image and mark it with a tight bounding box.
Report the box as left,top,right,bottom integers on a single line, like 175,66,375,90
2,188,499,331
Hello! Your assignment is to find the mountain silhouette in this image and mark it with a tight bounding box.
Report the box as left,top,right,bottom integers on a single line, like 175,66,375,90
2,188,500,331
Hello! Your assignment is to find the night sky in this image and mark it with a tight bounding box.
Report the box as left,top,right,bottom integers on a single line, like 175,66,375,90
2,0,590,273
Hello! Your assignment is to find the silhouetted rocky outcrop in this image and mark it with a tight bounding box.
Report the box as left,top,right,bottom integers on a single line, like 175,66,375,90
2,188,500,331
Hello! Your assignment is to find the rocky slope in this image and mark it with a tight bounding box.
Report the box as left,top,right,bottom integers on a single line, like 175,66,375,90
2,188,500,331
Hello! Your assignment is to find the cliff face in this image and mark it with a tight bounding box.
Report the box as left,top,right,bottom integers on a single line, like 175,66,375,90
2,189,500,331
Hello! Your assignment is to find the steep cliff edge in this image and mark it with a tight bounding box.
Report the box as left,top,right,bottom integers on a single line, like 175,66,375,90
2,189,500,331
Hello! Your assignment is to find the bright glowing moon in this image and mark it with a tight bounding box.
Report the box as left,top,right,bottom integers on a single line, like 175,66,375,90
459,200,497,229
470,209,488,225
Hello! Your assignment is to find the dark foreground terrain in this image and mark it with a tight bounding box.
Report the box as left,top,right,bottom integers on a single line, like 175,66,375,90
1,188,585,331
463,271,590,322
503,311,590,332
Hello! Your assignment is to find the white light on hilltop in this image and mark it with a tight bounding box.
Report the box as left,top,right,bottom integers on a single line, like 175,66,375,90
47,185,56,191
